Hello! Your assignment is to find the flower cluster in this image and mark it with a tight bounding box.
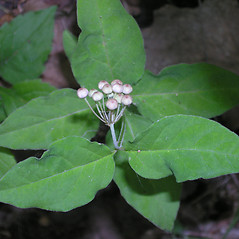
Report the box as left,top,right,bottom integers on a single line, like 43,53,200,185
77,79,133,127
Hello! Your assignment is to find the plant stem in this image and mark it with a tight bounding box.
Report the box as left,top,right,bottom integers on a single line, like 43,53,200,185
110,123,120,150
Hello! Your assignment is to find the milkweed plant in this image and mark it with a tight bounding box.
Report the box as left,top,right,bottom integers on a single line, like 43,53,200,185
0,0,239,232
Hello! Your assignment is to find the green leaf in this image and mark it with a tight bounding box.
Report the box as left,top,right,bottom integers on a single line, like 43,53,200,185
63,30,77,60
0,89,98,150
127,115,239,182
71,0,145,89
0,100,7,122
114,151,181,231
0,136,115,211
0,147,16,178
0,79,55,115
0,7,56,84
124,111,153,143
133,64,239,120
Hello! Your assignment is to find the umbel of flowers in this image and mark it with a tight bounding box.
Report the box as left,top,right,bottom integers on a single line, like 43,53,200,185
77,79,133,149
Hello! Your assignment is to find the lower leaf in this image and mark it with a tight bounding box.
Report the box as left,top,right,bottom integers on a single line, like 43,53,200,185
0,136,115,211
113,151,181,231
127,115,239,182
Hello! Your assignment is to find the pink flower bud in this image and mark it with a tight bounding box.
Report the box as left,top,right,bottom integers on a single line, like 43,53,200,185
92,91,103,101
111,79,123,86
114,93,123,103
123,84,133,94
98,80,108,90
112,83,123,93
122,95,133,105
102,84,113,94
106,98,118,110
88,89,97,97
77,88,88,98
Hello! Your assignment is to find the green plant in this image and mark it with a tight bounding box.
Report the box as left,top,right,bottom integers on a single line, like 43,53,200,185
0,0,239,232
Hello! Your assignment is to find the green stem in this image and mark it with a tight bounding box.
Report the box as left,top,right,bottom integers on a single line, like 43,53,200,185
110,123,120,150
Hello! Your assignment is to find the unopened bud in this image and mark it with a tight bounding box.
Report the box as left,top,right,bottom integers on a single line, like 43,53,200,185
98,80,108,90
77,88,88,98
123,84,133,94
111,79,123,86
112,83,123,93
114,93,123,103
89,89,97,97
106,98,118,110
122,95,133,105
92,91,103,101
102,84,113,94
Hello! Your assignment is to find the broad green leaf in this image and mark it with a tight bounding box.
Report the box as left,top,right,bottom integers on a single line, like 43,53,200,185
0,147,16,178
71,0,145,89
133,64,239,120
0,79,55,115
0,136,115,211
63,30,77,60
0,7,56,84
127,115,239,182
114,151,181,231
0,89,98,150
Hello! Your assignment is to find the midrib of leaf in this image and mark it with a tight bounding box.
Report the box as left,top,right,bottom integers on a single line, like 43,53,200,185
127,148,237,158
96,3,114,78
133,87,238,97
1,11,51,66
0,107,91,135
0,153,113,191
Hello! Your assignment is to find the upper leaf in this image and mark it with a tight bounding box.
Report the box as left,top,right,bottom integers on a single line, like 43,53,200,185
126,115,239,182
0,79,55,115
0,7,56,84
133,63,239,120
63,30,77,60
0,136,115,211
71,0,145,89
0,147,16,178
0,89,98,150
114,151,181,231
